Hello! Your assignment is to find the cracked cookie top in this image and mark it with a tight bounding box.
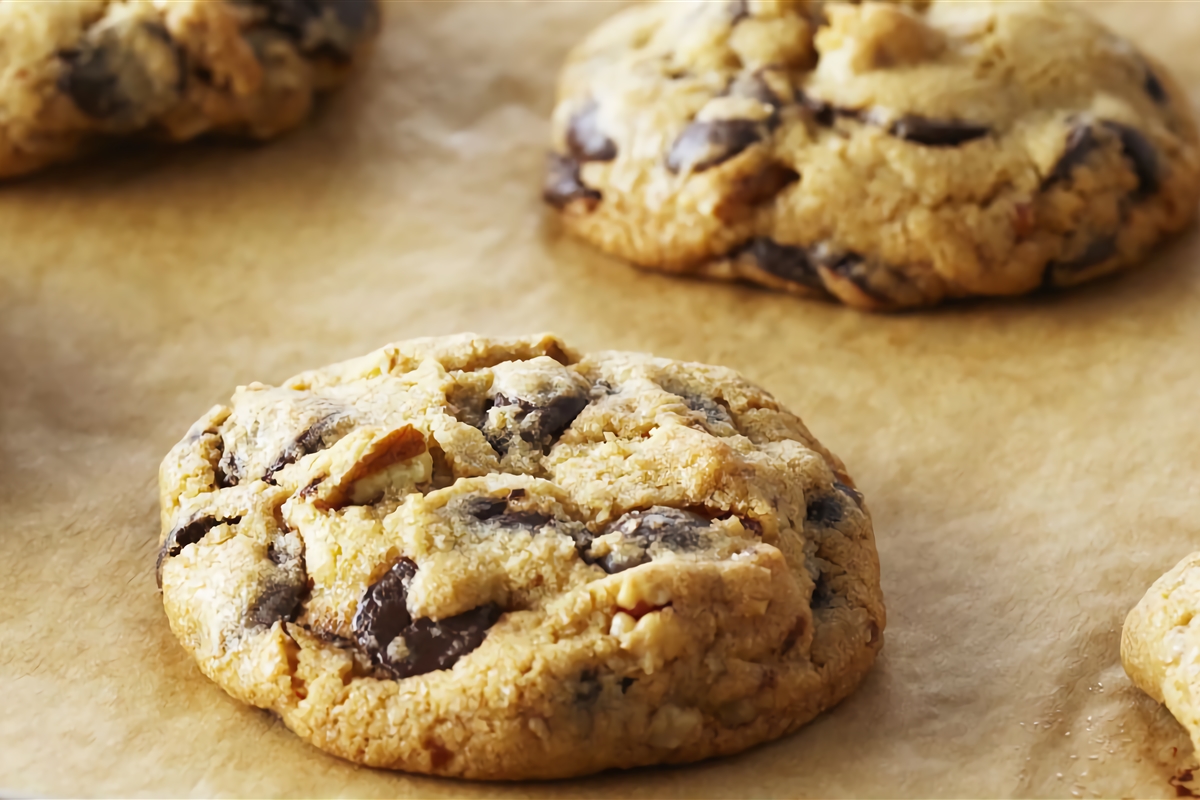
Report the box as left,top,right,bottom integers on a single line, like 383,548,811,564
156,333,884,779
544,0,1200,309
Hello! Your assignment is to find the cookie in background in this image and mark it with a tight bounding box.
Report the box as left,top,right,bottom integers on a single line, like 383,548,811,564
544,0,1200,310
0,0,379,179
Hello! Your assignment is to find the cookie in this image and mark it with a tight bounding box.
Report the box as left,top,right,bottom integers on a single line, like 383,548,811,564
0,0,379,179
1123,553,1200,752
156,333,885,780
544,0,1200,310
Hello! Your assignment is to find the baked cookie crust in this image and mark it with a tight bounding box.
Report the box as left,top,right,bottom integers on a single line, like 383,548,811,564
544,0,1200,310
156,333,885,780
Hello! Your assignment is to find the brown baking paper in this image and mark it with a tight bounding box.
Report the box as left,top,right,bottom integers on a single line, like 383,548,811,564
3,1,1200,796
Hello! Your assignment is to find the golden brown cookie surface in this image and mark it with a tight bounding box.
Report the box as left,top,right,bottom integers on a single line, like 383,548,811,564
545,0,1200,309
157,333,885,779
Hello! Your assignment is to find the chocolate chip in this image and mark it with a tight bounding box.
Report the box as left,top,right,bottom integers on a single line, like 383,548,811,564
722,162,798,210
1045,124,1098,187
484,389,588,453
463,497,509,521
727,73,782,108
795,90,835,126
666,120,762,174
59,45,130,120
1102,120,1159,197
888,115,990,146
582,507,711,574
59,22,182,123
543,153,602,211
1048,235,1118,278
247,576,306,627
252,0,378,59
567,102,617,162
834,481,863,509
263,414,342,483
810,572,835,609
155,515,241,588
620,676,636,693
734,237,823,289
805,495,843,526
1143,63,1168,104
352,559,501,680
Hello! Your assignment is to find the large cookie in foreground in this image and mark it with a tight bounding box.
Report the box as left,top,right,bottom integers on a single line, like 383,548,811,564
544,0,1200,310
0,0,379,179
156,333,885,780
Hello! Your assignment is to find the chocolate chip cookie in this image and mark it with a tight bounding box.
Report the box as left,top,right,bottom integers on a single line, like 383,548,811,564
157,333,885,780
0,0,379,179
544,0,1200,310
1123,553,1200,753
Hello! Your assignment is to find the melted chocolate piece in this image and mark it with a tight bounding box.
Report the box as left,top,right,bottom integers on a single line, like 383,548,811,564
484,390,589,451
735,238,822,289
582,507,712,574
1143,63,1168,104
666,120,762,174
1045,124,1098,186
834,480,863,509
724,162,799,209
805,495,844,526
795,90,836,126
59,23,182,122
251,0,378,59
353,559,501,680
567,102,617,162
1102,120,1159,197
727,72,782,108
247,576,306,627
543,153,601,210
1049,235,1119,277
263,414,342,483
889,115,990,146
155,515,241,587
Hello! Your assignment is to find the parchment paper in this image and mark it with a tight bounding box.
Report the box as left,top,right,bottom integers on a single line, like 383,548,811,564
3,2,1200,796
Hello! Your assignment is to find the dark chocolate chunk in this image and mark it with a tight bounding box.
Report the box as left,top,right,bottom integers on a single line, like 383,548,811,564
734,237,823,289
247,576,306,627
155,515,241,588
1102,120,1160,196
59,22,183,123
567,102,617,162
727,72,782,108
888,115,990,146
1143,63,1168,104
582,507,711,574
543,153,602,210
1048,235,1118,277
723,162,799,209
352,559,501,680
620,676,636,693
484,389,589,452
666,119,762,174
834,480,863,508
795,90,835,126
250,0,378,59
805,495,843,526
263,414,342,483
463,497,509,521
810,572,835,609
1045,124,1098,187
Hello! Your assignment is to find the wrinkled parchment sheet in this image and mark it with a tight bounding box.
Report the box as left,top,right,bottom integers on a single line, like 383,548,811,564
2,2,1200,796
